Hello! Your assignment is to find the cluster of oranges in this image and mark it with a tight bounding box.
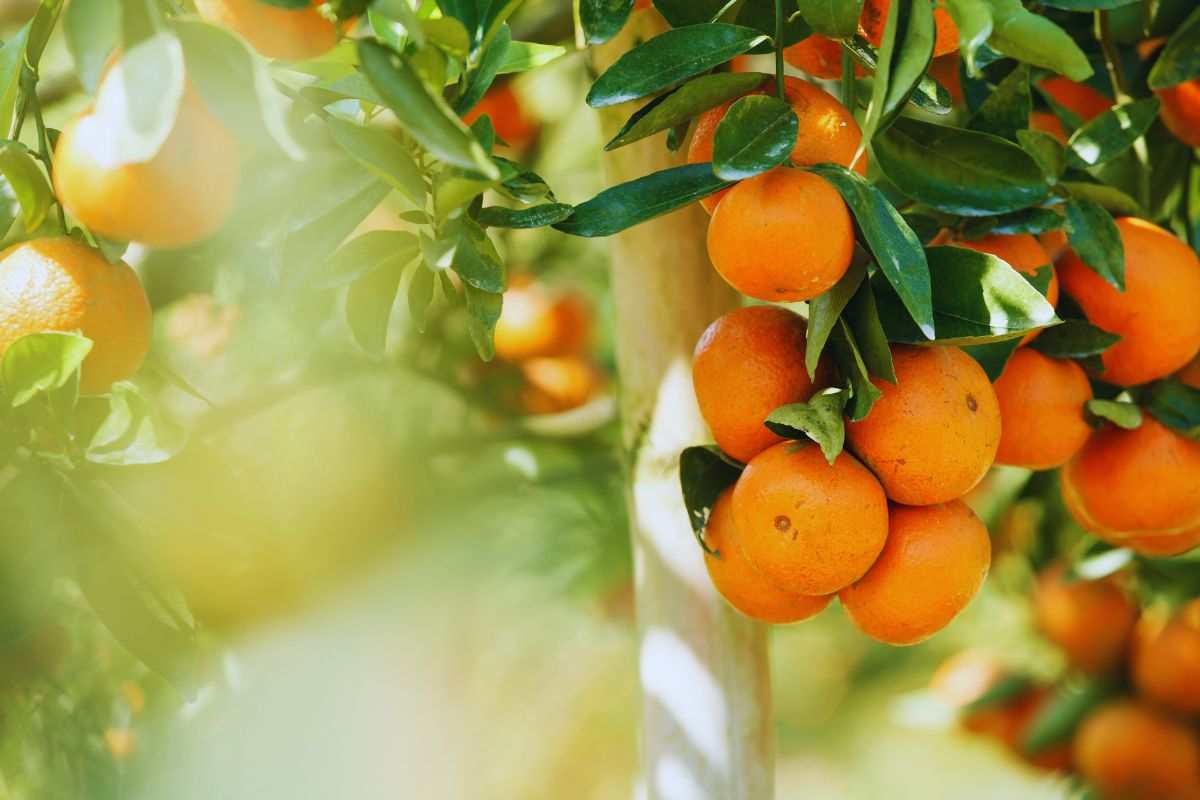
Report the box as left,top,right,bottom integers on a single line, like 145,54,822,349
934,571,1200,799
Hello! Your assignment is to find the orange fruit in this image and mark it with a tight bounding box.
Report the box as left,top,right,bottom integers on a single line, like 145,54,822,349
731,441,889,596
1074,701,1200,800
1033,566,1137,674
845,345,1001,505
1039,76,1112,122
692,305,832,463
953,233,1057,344
783,35,864,80
928,53,963,105
992,349,1093,469
861,0,959,57
703,489,833,624
492,276,591,362
688,76,866,213
706,168,854,302
1132,600,1200,715
1059,217,1200,386
195,0,347,61
1006,688,1075,772
54,74,239,249
1038,229,1069,261
1158,79,1200,147
462,82,539,150
1061,416,1200,540
0,238,151,394
840,500,991,646
1028,110,1068,145
518,356,602,415
1178,355,1200,389
1123,527,1200,558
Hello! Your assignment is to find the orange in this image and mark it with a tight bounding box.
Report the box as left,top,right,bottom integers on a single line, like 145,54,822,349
861,0,959,57
953,233,1057,344
1123,527,1200,558
1059,217,1200,386
1074,701,1200,800
1039,76,1112,123
195,0,347,61
706,168,854,302
0,238,151,394
518,356,602,415
1178,355,1200,389
1061,416,1200,540
992,349,1092,469
692,305,832,463
54,74,239,249
1006,688,1075,772
703,489,833,624
783,35,864,80
731,441,889,596
1038,229,1069,261
845,345,1001,505
928,53,963,105
492,275,591,362
462,82,539,150
688,76,866,213
1033,566,1137,674
1028,110,1068,145
1132,600,1200,715
840,500,991,646
1158,79,1200,147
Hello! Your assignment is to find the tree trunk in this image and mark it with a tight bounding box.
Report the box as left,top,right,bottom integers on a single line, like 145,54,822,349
593,14,775,800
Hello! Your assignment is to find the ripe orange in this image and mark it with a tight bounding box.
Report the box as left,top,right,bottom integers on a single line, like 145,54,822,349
492,275,590,362
195,0,347,61
707,169,854,302
1156,79,1200,147
703,489,833,624
731,441,889,597
1132,600,1200,715
953,233,1057,344
1178,355,1200,389
783,35,864,80
845,345,1001,506
928,53,963,105
1074,701,1200,800
692,305,832,463
462,82,539,151
688,76,866,213
0,238,151,394
1038,77,1112,123
840,500,991,645
1033,566,1137,674
54,75,239,249
860,0,959,57
518,356,602,415
1058,217,1200,386
1061,417,1200,540
1028,110,1068,145
1038,229,1069,262
992,349,1092,470
1122,527,1200,558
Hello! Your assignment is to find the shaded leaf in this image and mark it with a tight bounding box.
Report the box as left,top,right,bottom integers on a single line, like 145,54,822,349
1065,197,1124,290
831,320,882,421
679,445,744,541
1143,379,1200,438
1030,319,1120,359
806,252,868,379
345,257,405,357
1016,128,1067,181
1147,6,1200,89
969,63,1031,141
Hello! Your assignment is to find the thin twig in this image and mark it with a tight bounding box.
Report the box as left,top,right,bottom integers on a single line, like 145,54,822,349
773,0,786,99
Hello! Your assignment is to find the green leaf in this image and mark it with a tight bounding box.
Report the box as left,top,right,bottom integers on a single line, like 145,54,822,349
962,673,1034,715
873,118,1050,216
475,203,574,228
370,2,422,48
1147,6,1200,89
765,389,848,464
1085,398,1142,429
963,264,1055,378
606,72,766,151
0,142,51,231
86,382,186,465
735,2,811,51
679,445,744,540
986,0,1093,82
0,25,29,140
451,218,505,293
809,163,934,339
963,207,1065,237
1066,98,1160,169
844,37,952,115
407,262,435,332
712,96,798,180
1143,379,1200,438
1039,0,1138,8
844,277,896,382
943,0,993,76
358,39,498,178
345,257,405,357
806,251,868,379
586,24,768,108
652,0,731,27
65,0,119,93
1065,197,1124,290
580,0,635,45
434,0,478,41
327,118,424,206
831,320,883,421
1060,180,1145,216
554,163,732,237
1016,128,1067,181
314,230,419,288
875,246,1059,344
797,0,864,38
969,63,1031,141
464,284,503,360
1,332,92,408
1021,681,1111,757
422,16,471,59
1030,319,1120,359
454,23,511,115
497,40,567,74
863,0,935,138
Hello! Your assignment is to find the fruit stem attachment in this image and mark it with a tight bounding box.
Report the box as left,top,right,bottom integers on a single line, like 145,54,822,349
774,0,786,99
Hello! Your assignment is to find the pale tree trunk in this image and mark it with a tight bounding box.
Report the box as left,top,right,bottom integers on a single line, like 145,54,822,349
593,15,775,800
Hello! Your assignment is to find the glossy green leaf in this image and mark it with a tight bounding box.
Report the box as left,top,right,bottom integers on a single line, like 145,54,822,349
844,278,896,382
451,218,506,293
797,0,864,38
679,445,744,548
1065,198,1124,290
873,118,1050,215
712,96,798,180
345,257,405,358
454,23,511,115
963,207,1065,237
652,0,730,28
475,203,574,228
314,230,420,288
843,37,952,114
1143,379,1200,438
1066,98,1160,169
1,332,92,408
327,117,424,206
464,284,503,361
581,0,635,45
1060,180,1145,216
0,25,29,140
497,41,568,74
605,72,766,151
809,163,934,339
1147,5,1200,88
863,0,935,138
969,63,1031,141
1016,129,1067,181
586,24,768,108
943,0,993,75
1030,319,1120,359
765,389,848,465
806,252,868,379
986,0,1093,81
0,142,51,231
422,16,471,59
554,163,732,237
963,265,1054,379
1086,398,1142,429
831,320,882,421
